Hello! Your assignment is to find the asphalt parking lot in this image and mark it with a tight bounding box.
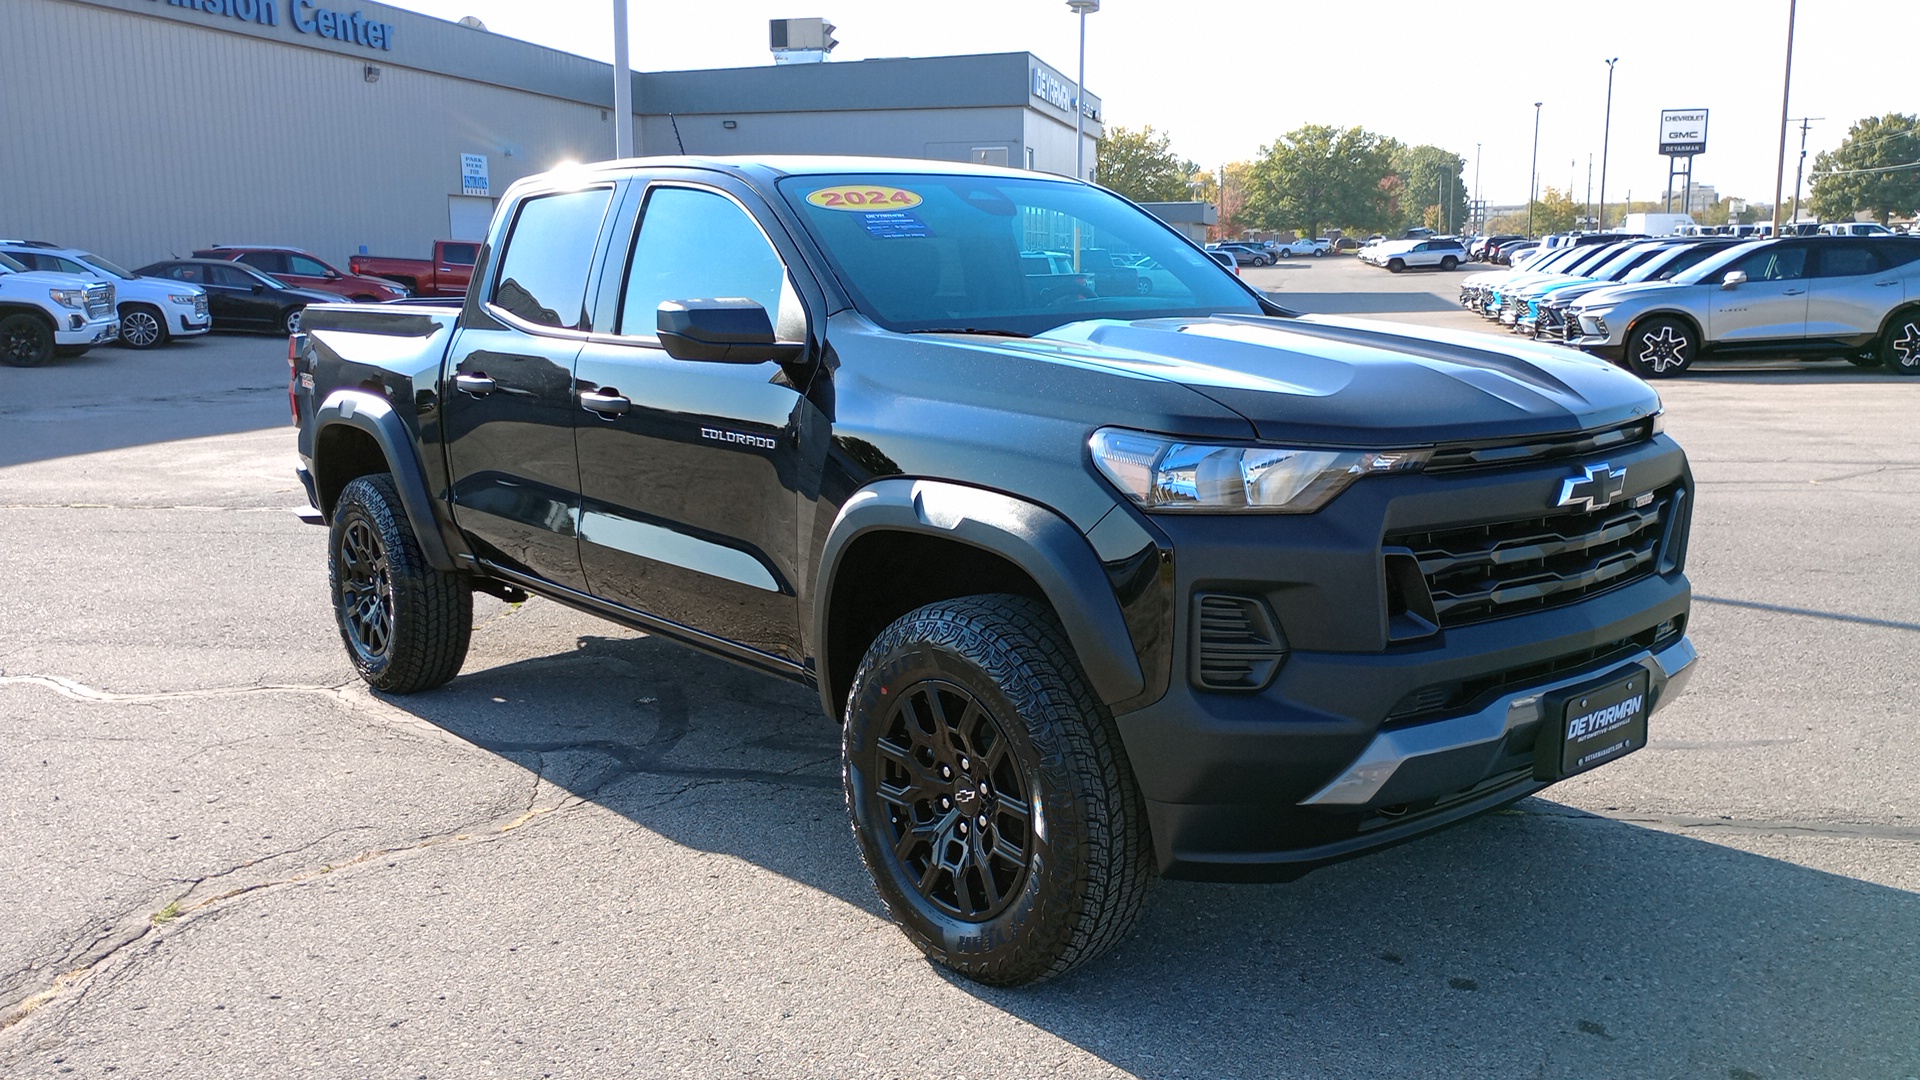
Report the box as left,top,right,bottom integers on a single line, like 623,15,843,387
3,268,1917,1078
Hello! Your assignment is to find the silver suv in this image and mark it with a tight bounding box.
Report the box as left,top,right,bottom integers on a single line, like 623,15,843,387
1566,237,1920,377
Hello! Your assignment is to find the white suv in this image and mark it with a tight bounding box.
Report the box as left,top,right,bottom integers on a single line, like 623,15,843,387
1375,237,1467,273
0,242,209,349
0,252,118,366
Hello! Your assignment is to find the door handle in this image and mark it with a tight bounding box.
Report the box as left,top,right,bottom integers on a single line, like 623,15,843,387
1874,281,1899,287
453,372,495,396
1782,289,1806,296
579,389,630,417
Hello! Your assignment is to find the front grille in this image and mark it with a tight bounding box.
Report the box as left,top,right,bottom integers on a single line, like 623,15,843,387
85,285,113,319
1387,485,1675,627
1385,621,1678,726
1189,593,1288,692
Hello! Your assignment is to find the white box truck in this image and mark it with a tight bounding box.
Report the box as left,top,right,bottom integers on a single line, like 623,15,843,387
1621,213,1696,236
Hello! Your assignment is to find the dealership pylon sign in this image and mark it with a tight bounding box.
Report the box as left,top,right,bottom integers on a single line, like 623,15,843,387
1659,108,1708,215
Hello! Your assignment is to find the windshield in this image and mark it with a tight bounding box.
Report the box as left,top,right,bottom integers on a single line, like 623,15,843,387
0,253,22,273
1627,241,1734,282
76,253,137,280
1588,243,1669,279
777,172,1263,334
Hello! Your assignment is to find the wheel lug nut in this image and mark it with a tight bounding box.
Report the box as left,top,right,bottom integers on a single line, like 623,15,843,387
940,765,952,779
977,814,988,827
958,821,969,836
978,782,989,795
940,797,951,810
960,756,971,771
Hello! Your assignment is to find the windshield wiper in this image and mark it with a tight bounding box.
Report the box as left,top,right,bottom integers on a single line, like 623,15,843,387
903,327,1032,338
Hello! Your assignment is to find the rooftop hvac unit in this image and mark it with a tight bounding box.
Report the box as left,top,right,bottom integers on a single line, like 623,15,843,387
770,17,837,63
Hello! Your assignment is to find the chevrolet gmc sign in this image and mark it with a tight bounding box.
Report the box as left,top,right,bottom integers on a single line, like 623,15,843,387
1659,109,1709,156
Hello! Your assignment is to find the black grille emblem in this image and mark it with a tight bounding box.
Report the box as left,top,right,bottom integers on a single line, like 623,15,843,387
1558,462,1628,512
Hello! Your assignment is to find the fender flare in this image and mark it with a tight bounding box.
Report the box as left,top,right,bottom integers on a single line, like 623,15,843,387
311,389,462,572
813,478,1145,717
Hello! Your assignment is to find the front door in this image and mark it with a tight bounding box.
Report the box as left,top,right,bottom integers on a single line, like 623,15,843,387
570,180,815,664
203,263,279,329
1707,243,1810,343
441,184,618,591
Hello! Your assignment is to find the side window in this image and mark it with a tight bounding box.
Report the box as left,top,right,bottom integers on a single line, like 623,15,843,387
1814,242,1883,278
288,255,331,276
166,265,203,284
442,243,478,266
489,187,614,330
1726,246,1807,282
238,252,288,274
617,186,795,340
209,265,255,287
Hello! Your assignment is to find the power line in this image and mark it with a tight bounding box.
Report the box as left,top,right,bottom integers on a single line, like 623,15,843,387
1811,158,1920,178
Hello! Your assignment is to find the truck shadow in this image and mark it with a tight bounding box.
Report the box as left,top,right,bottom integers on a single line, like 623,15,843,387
389,630,1920,1078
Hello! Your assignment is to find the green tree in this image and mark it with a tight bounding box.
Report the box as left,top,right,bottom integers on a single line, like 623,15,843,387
1528,187,1580,234
1389,144,1468,233
1809,113,1920,226
1243,124,1396,238
1094,125,1195,203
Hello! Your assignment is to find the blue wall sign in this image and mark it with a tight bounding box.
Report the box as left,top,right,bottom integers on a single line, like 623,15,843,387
148,0,394,52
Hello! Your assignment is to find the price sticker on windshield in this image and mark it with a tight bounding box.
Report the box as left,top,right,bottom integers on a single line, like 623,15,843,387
807,185,923,211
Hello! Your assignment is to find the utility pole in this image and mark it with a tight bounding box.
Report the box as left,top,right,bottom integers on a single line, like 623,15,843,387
1473,142,1482,234
1585,155,1593,230
1789,116,1822,224
1598,58,1617,231
611,0,632,158
1770,0,1798,234
1529,102,1543,236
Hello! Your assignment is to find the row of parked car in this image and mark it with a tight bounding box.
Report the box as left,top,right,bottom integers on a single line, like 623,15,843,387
0,239,476,366
1458,233,1920,377
1204,238,1333,266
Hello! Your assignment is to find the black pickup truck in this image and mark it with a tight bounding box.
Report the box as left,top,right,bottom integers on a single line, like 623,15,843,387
292,157,1698,986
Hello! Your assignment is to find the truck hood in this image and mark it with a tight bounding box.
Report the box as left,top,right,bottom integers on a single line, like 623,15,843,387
0,268,109,289
1012,315,1658,444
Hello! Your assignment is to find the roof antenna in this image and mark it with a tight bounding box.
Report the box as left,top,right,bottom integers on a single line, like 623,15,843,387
669,113,685,154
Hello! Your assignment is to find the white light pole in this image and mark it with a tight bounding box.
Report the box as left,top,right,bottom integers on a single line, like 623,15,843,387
612,0,633,159
1528,102,1543,237
1597,58,1617,231
1067,0,1098,182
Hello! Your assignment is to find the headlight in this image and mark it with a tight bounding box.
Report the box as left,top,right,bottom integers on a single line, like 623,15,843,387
48,288,88,309
168,293,199,305
1089,428,1430,513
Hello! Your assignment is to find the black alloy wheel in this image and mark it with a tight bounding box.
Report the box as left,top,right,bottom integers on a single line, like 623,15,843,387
0,313,56,367
329,474,472,693
118,305,167,349
1883,311,1920,376
1627,316,1698,379
843,595,1152,986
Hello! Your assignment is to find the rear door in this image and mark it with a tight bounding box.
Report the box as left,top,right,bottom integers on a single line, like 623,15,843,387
203,263,276,328
1805,240,1899,340
1707,243,1810,343
440,183,620,590
568,175,818,665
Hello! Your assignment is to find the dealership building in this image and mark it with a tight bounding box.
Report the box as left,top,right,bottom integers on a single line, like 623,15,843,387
3,0,1103,272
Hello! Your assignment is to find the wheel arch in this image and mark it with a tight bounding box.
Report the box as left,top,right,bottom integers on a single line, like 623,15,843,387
310,389,465,572
1624,308,1706,349
1874,301,1920,342
812,479,1146,723
0,303,57,331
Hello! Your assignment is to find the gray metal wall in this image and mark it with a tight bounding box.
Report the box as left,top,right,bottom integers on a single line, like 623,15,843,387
1,0,621,269
637,108,1030,167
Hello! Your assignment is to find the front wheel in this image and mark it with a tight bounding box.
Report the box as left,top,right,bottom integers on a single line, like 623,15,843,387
1251,256,1268,266
842,595,1153,987
329,474,472,693
1882,310,1920,376
0,314,55,367
1387,259,1406,273
1312,248,1325,257
1627,317,1699,379
119,305,169,349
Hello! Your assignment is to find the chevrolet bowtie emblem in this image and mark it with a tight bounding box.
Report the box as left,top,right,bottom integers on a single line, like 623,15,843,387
1558,462,1628,512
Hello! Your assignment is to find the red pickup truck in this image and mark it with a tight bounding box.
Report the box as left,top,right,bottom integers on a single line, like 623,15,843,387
347,241,479,298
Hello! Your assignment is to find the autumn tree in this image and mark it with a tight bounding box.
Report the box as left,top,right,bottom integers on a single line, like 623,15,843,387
1809,113,1920,226
1389,144,1469,233
1094,125,1195,203
1243,125,1396,238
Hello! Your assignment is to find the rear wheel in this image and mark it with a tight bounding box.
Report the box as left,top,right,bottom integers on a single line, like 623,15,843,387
1251,255,1269,266
1882,310,1920,376
1278,249,1292,259
1440,256,1459,271
0,314,55,367
842,594,1153,986
1627,316,1698,379
282,307,305,334
118,304,168,349
329,473,472,693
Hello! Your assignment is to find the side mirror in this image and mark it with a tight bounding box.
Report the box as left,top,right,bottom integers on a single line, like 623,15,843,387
1721,270,1748,289
251,283,266,294
656,298,804,364
324,270,340,279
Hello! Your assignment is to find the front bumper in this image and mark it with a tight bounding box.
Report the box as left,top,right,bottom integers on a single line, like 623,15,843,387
53,314,118,347
172,308,212,337
1108,434,1694,881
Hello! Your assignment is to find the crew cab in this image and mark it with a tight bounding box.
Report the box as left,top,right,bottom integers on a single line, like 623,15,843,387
0,251,117,366
293,156,1698,986
348,240,480,298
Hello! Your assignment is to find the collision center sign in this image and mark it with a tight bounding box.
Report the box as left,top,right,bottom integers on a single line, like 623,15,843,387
1659,109,1708,156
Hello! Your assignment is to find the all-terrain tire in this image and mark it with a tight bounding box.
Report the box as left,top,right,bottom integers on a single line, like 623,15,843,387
329,473,472,693
842,594,1153,987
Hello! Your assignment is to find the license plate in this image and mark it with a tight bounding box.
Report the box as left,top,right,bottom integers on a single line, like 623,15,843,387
1536,668,1649,780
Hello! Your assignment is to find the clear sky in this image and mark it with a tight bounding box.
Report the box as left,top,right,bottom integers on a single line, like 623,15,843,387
391,0,1910,209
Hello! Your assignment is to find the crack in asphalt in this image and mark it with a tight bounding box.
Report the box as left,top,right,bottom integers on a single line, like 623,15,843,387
0,504,296,512
1513,805,1920,842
